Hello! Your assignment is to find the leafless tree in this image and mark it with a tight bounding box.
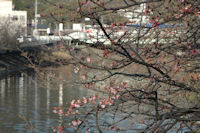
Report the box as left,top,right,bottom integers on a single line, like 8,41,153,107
0,19,21,50
46,0,200,132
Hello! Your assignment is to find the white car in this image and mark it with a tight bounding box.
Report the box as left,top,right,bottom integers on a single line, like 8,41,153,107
17,36,24,43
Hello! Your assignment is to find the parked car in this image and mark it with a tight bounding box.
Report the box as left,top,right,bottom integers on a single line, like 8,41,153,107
25,36,36,42
17,36,24,43
48,32,54,36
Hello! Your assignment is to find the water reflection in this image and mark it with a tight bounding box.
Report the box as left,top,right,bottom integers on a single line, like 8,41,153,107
0,66,94,133
46,73,50,130
19,73,24,115
59,83,63,107
0,79,5,105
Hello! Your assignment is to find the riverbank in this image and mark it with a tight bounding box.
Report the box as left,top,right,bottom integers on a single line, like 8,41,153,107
0,45,72,79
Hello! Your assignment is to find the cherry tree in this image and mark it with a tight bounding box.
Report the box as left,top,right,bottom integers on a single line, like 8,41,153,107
50,0,200,132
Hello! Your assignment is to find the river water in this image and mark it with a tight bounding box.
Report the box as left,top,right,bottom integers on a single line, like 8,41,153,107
0,66,94,133
0,66,192,133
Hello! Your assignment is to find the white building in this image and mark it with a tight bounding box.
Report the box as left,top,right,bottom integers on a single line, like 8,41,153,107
0,0,27,35
119,3,149,24
0,0,12,13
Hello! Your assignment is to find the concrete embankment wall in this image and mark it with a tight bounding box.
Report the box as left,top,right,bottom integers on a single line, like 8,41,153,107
0,44,52,78
0,42,73,78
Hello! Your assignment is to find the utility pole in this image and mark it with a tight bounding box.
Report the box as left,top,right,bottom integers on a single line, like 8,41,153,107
34,0,38,31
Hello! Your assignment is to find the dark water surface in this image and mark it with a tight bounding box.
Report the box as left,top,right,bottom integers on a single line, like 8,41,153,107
0,66,93,133
0,66,192,133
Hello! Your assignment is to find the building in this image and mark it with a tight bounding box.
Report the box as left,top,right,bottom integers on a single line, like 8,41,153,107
0,0,27,36
36,24,48,36
118,3,149,24
0,0,12,12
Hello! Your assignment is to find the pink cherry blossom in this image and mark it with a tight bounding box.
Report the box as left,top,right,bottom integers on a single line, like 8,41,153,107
64,113,69,116
74,104,80,108
70,48,74,51
89,97,93,101
81,75,86,80
101,104,105,108
110,63,114,67
124,82,128,87
80,1,88,6
92,95,96,100
83,97,87,104
112,94,120,100
77,99,81,104
53,109,57,113
58,126,63,133
117,87,122,91
71,99,75,105
57,110,62,115
111,126,116,131
87,57,91,62
110,87,117,95
86,128,90,133
178,0,184,3
72,120,82,126
179,77,185,82
74,67,79,73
